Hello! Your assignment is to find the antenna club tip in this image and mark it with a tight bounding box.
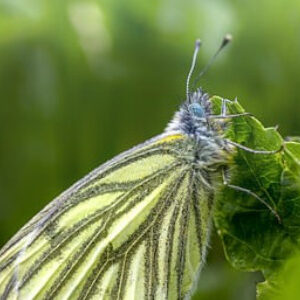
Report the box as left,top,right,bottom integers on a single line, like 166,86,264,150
195,39,202,47
221,33,233,48
224,33,233,42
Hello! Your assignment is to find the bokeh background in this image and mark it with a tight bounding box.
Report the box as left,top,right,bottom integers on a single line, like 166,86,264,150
1,0,300,299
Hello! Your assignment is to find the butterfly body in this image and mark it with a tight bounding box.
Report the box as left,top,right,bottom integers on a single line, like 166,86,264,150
167,89,232,169
0,89,234,300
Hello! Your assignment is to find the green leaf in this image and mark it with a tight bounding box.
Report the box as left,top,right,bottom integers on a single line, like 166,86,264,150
210,96,300,297
257,251,300,299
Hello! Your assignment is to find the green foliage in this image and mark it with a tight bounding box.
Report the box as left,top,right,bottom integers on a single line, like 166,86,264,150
257,251,300,300
211,96,300,298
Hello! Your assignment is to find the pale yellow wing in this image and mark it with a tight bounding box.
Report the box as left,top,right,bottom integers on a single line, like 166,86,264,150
0,133,212,300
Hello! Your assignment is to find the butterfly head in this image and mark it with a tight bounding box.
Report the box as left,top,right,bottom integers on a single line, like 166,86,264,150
165,88,213,135
189,103,205,118
187,88,211,120
166,35,232,136
184,34,232,121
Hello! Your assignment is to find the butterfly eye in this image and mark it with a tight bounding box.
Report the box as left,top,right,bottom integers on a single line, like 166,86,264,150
189,103,205,118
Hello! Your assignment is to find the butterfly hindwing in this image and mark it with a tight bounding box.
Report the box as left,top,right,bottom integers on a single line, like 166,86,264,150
0,133,213,300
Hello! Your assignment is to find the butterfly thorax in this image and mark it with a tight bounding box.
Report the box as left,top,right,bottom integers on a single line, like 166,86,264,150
166,89,233,171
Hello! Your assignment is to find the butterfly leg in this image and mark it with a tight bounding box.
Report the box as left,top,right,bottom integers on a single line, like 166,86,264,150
222,168,281,223
221,98,228,116
220,97,284,154
211,98,283,154
225,140,284,155
208,113,253,119
208,98,253,120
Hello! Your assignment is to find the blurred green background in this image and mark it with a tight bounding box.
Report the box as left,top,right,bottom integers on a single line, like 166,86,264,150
0,0,300,299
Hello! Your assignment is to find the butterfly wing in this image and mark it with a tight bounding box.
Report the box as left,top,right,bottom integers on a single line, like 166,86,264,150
0,133,212,300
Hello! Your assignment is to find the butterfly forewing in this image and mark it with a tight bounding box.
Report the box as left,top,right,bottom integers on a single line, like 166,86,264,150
0,133,214,300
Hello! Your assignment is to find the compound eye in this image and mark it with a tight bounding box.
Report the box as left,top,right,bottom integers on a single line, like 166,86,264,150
189,103,205,118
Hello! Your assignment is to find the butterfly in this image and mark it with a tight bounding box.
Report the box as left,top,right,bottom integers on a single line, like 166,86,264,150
0,36,281,300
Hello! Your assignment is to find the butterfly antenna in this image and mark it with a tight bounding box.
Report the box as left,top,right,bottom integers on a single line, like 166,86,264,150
193,33,232,88
186,39,202,102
